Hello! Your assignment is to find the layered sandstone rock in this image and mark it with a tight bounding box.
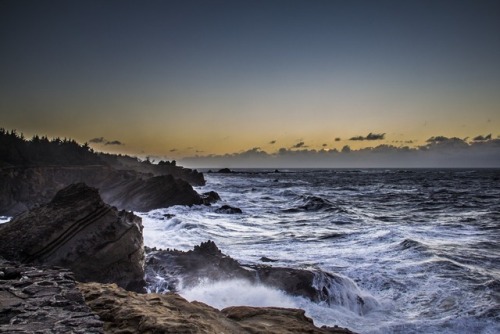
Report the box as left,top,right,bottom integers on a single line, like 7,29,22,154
0,183,145,292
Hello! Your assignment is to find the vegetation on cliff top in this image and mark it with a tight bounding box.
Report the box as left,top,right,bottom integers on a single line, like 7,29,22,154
0,128,177,169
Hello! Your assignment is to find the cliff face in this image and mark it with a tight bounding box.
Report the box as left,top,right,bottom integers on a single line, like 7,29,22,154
0,183,145,292
0,165,203,216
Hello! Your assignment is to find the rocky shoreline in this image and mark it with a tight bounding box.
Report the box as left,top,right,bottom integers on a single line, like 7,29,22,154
0,182,356,333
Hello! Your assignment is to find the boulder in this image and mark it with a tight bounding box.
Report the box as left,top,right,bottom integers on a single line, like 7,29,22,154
0,258,104,333
79,282,353,334
0,183,145,292
201,191,221,205
215,204,242,214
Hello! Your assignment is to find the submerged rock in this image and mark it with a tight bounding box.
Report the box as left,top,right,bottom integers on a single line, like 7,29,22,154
0,183,145,292
79,282,353,334
215,204,243,214
0,258,104,333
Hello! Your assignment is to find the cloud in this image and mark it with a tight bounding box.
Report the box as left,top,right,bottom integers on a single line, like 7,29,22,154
472,134,492,141
291,141,306,149
89,137,105,144
89,136,124,146
269,140,276,145
335,138,341,142
104,140,123,146
426,136,451,143
170,148,178,152
322,143,327,147
180,136,500,168
349,133,385,141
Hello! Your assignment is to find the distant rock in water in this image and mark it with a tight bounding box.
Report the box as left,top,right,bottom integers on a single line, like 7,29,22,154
217,168,233,173
0,183,145,292
215,205,242,214
0,258,104,333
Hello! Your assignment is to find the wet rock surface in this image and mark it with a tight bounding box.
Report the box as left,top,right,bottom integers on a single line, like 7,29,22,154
215,204,243,214
0,258,104,334
0,183,145,292
79,282,353,334
145,241,366,307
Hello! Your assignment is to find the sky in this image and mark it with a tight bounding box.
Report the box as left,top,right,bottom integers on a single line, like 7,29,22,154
1,0,499,167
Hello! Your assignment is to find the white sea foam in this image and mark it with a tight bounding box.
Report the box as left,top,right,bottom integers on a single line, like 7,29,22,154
0,216,11,224
140,169,500,333
179,279,299,309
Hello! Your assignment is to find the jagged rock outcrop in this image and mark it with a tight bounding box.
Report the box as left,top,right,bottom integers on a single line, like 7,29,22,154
0,258,104,333
0,183,145,292
0,165,204,216
79,282,353,334
145,241,370,313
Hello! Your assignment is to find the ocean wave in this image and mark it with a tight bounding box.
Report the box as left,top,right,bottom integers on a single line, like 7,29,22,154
283,195,346,213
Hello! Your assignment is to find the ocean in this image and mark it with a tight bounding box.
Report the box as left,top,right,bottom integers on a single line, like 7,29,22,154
139,169,500,333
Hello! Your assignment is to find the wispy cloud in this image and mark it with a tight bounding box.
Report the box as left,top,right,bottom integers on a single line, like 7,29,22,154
104,140,123,146
291,141,307,149
350,133,385,141
89,137,124,145
473,134,492,141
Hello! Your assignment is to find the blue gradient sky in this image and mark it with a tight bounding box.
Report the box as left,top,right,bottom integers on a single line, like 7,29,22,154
1,0,499,163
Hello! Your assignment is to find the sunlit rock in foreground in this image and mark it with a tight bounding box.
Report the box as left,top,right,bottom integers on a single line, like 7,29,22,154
79,282,354,334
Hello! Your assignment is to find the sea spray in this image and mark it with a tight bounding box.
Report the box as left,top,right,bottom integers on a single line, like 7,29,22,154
179,278,300,309
312,270,380,315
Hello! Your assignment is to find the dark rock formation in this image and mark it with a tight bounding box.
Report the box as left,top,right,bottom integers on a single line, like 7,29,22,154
0,258,104,333
201,191,221,205
0,183,145,292
0,165,204,215
0,130,206,215
101,174,203,212
145,241,370,313
217,168,232,173
79,282,353,334
215,204,243,214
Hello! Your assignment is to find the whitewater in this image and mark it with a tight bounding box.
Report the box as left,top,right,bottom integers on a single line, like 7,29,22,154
138,169,499,333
